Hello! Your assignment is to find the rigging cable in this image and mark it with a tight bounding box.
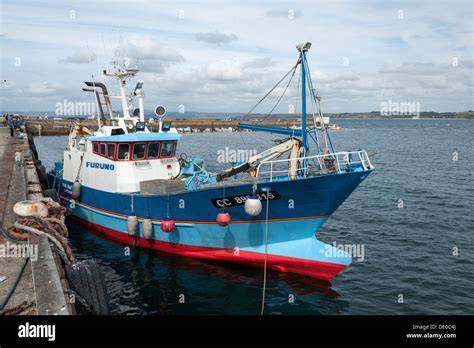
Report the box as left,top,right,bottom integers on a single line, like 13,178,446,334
237,57,300,149
255,63,298,125
295,59,301,119
241,58,301,121
302,55,334,153
304,60,322,153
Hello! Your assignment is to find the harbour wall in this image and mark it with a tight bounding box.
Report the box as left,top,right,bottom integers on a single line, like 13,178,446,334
25,118,303,136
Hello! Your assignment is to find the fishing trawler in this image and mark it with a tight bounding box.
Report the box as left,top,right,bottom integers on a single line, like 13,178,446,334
48,43,373,280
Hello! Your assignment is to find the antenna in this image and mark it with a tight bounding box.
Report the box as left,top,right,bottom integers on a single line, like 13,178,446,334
102,58,140,119
134,81,145,122
134,81,143,92
296,42,312,52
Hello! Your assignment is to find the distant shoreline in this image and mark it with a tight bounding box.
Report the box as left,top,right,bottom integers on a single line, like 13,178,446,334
17,116,473,137
333,117,474,120
2,111,473,120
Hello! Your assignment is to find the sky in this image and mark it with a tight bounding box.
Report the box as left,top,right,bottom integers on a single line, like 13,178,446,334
0,0,473,114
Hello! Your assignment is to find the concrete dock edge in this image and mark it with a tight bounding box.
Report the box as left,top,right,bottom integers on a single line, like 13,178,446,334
0,126,72,315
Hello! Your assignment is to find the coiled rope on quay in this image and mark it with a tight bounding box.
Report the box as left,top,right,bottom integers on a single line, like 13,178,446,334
6,197,75,265
0,197,75,315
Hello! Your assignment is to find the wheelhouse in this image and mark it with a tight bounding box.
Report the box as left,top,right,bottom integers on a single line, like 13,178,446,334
90,133,181,161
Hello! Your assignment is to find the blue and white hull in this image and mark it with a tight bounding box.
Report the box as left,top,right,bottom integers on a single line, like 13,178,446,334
49,43,374,280
49,169,371,280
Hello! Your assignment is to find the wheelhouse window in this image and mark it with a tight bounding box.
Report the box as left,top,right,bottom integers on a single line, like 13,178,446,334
94,141,177,161
117,144,130,160
147,142,160,159
133,143,146,160
100,143,106,156
111,128,125,136
107,143,115,160
160,141,174,157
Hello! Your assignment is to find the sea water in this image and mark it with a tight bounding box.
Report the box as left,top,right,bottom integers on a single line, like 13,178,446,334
34,119,474,315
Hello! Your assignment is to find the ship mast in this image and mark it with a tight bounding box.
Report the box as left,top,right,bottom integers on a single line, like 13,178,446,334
101,58,147,131
297,42,312,173
103,59,138,115
238,42,335,161
297,42,311,155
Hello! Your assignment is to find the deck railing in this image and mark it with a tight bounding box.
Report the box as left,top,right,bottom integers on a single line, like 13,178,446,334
256,150,373,182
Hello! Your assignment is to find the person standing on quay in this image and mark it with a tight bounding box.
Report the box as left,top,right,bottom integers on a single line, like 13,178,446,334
6,114,15,136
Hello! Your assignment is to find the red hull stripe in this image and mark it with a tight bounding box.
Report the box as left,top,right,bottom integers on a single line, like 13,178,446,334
64,197,331,224
70,215,346,280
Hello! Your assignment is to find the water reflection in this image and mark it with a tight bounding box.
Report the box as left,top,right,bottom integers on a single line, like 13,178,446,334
67,221,346,315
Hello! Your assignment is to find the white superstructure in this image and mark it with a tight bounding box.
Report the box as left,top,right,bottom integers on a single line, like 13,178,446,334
64,59,181,194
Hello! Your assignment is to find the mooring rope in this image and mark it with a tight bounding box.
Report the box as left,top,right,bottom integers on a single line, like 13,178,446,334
43,217,68,237
7,198,74,265
221,184,226,209
13,222,73,265
260,190,270,315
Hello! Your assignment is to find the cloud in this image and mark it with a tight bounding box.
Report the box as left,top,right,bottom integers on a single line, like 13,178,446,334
256,47,270,53
113,36,184,74
310,70,360,84
311,59,474,111
1,0,473,112
379,62,447,76
114,36,184,62
58,51,96,64
138,60,166,74
195,31,238,44
206,59,242,80
242,58,275,70
266,9,301,19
